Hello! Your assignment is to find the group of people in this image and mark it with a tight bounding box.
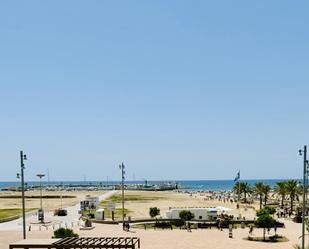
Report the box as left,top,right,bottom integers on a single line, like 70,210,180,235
218,213,234,220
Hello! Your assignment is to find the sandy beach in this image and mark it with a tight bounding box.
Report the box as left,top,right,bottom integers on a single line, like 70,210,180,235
0,217,305,249
0,190,306,249
106,190,258,220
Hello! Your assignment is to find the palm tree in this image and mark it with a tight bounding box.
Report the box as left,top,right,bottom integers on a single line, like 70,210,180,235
254,182,265,209
233,182,251,203
285,180,301,213
233,182,242,202
262,184,271,206
274,181,287,208
241,182,251,203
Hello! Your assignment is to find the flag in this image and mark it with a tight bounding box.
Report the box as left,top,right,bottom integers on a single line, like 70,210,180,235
234,170,240,182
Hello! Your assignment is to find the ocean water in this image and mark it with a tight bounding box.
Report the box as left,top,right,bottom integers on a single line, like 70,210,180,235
177,179,297,191
0,179,298,192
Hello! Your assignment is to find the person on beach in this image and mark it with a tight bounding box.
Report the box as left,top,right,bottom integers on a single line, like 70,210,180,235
218,219,222,231
187,222,192,232
249,225,253,235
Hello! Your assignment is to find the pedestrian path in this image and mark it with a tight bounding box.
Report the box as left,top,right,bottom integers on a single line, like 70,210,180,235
0,190,118,231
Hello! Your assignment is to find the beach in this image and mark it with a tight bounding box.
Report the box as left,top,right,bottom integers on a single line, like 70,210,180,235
0,219,305,249
0,189,306,249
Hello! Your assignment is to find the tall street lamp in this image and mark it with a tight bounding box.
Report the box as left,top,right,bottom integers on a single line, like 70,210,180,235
36,173,45,223
299,145,309,249
19,151,27,239
119,163,125,229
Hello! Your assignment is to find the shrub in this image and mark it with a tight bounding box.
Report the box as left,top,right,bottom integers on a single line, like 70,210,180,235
179,210,194,221
53,228,79,238
154,221,172,228
264,206,276,215
173,219,185,227
149,207,160,218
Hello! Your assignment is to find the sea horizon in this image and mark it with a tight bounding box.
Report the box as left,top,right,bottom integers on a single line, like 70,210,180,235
0,178,300,192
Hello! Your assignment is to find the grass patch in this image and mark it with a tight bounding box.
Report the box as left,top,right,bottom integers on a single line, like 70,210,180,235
106,208,130,219
98,192,164,220
0,195,76,199
245,235,289,243
0,208,36,222
82,208,130,220
132,222,194,230
100,193,164,206
132,223,173,230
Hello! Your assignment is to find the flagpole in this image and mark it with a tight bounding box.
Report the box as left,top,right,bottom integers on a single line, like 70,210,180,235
238,180,240,204
237,171,240,216
234,170,240,213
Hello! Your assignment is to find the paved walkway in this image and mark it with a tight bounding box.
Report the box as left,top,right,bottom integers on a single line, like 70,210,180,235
0,190,118,231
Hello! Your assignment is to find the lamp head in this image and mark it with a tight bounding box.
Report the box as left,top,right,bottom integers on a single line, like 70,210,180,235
23,155,27,160
299,150,303,156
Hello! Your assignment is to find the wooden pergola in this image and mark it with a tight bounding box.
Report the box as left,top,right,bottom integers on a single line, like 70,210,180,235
10,237,141,249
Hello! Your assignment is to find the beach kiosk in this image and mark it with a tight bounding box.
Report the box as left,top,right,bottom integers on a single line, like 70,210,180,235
166,207,218,220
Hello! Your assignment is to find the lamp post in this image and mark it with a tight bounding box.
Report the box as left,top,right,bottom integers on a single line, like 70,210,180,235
36,173,45,223
299,145,309,249
19,151,27,239
119,163,125,229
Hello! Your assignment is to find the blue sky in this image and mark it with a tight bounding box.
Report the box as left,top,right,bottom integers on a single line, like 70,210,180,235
0,1,308,181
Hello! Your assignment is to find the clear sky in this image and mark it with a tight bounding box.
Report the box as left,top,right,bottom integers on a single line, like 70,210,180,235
0,1,308,181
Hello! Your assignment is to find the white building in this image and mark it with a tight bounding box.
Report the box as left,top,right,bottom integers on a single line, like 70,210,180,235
166,207,218,221
95,208,105,220
86,196,99,208
80,196,99,210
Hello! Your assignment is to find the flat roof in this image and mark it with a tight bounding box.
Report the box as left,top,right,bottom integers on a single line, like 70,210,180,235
10,239,60,245
10,237,140,249
169,208,217,211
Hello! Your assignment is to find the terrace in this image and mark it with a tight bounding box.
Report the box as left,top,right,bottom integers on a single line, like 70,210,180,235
10,237,141,249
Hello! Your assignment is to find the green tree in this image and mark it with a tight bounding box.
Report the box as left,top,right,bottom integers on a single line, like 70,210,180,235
233,182,251,202
264,206,276,215
233,182,242,201
285,180,301,213
254,182,265,209
262,184,271,207
274,181,287,208
242,182,251,203
179,210,194,221
255,208,276,241
53,228,79,239
149,207,160,218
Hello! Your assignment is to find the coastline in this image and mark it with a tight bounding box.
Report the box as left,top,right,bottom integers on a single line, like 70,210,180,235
0,179,298,192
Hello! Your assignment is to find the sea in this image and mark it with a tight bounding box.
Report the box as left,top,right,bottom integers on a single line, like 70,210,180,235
0,179,298,192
